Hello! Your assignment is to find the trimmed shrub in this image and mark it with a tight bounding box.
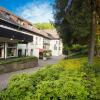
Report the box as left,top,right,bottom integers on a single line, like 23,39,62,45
0,56,38,65
0,58,99,100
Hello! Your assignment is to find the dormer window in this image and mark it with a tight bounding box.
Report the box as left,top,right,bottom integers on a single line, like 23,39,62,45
18,19,21,24
28,24,33,29
56,41,58,44
6,13,10,19
18,18,22,24
21,21,24,26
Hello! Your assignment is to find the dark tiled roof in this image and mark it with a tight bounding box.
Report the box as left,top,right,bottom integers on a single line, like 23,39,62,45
0,7,32,25
0,13,19,26
0,7,46,38
42,29,60,39
0,7,60,40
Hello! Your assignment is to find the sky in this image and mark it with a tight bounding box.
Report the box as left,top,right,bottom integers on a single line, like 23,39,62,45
0,0,55,23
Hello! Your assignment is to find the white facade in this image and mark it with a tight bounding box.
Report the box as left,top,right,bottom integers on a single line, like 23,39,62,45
50,39,63,56
17,34,44,58
0,33,63,59
0,7,63,59
17,31,63,58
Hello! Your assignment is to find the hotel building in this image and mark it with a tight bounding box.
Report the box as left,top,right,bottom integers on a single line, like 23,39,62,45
0,7,62,59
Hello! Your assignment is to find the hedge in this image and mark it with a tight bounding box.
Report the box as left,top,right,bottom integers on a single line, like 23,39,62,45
0,62,99,100
0,56,38,65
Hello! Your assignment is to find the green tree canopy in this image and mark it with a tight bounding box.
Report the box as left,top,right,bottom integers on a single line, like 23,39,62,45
54,0,100,64
34,23,54,30
54,0,91,45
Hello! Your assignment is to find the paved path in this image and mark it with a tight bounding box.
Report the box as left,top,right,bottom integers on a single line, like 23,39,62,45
0,56,64,90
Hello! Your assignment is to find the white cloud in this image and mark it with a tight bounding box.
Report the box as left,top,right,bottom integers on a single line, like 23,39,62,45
15,2,54,23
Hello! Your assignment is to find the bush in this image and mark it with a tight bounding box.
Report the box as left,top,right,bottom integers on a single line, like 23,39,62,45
59,57,87,70
0,57,99,100
0,56,38,65
43,50,52,58
70,44,87,52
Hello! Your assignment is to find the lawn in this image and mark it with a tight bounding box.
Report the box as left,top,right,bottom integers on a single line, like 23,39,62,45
59,56,100,70
59,56,100,100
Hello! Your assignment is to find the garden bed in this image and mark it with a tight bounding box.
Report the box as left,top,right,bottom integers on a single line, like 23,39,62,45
0,56,38,74
0,56,99,99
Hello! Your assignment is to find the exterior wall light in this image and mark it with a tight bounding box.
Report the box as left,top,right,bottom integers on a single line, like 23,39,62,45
10,38,13,41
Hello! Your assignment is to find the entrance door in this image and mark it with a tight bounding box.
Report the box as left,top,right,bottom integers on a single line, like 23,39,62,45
18,49,22,57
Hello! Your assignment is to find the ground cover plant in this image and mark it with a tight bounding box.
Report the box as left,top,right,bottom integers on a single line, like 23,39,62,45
0,56,38,65
0,57,100,100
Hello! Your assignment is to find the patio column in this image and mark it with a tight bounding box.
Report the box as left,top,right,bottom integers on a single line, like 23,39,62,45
26,43,28,56
16,43,18,57
4,43,7,59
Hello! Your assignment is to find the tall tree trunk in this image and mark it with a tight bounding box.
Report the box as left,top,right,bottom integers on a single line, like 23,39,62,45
95,35,99,56
88,11,96,64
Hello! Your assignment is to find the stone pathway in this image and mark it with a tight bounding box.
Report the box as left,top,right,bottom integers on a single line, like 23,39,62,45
0,56,64,90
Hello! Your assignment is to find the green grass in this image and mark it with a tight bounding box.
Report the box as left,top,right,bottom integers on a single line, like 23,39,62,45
61,56,100,99
59,57,88,70
59,56,100,70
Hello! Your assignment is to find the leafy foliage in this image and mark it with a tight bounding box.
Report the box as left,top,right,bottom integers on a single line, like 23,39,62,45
54,0,91,45
0,57,99,100
59,57,88,70
0,56,37,65
34,23,54,30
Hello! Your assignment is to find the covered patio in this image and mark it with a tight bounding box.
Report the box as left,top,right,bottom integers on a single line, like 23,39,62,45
0,25,33,59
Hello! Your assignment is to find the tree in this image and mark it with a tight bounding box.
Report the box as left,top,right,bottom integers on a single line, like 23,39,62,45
54,0,100,64
34,23,54,30
54,0,74,46
54,0,91,45
87,0,100,64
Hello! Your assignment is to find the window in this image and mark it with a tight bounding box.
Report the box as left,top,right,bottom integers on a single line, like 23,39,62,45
43,45,46,49
54,45,57,50
6,13,10,19
18,18,22,24
7,48,16,57
28,24,33,29
43,38,45,43
36,37,38,45
59,41,60,45
30,49,33,55
56,41,58,44
21,21,24,25
7,43,17,57
40,37,41,41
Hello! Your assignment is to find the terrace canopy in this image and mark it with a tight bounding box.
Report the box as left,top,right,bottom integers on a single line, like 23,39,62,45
0,26,33,43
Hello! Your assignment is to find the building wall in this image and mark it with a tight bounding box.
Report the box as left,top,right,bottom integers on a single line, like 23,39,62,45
43,38,50,50
0,7,63,58
50,39,63,56
17,34,44,58
17,37,63,57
